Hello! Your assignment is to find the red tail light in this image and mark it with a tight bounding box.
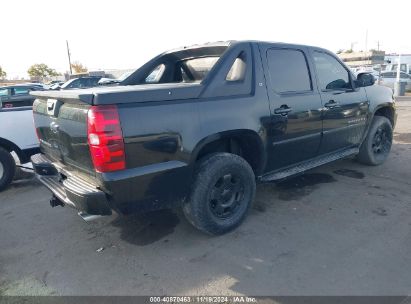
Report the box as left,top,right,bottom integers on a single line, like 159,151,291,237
87,105,126,173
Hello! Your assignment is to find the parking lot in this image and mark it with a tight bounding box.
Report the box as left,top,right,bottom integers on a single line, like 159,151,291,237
1,98,411,296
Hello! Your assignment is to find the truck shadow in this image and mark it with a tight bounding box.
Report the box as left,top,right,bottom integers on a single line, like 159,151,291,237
109,209,180,246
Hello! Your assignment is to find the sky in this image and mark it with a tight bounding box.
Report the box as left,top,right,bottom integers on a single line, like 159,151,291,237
1,0,410,78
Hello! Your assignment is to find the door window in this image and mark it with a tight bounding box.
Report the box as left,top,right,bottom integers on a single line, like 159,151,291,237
12,87,29,95
0,88,8,97
266,48,312,93
313,51,351,91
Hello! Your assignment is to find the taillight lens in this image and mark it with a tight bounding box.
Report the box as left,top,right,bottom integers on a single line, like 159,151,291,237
87,105,126,173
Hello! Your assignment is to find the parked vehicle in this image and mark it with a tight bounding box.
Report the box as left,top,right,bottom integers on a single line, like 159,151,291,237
46,81,65,90
57,77,102,90
98,71,134,86
385,62,411,75
0,85,40,191
0,84,44,108
379,71,411,91
30,41,396,235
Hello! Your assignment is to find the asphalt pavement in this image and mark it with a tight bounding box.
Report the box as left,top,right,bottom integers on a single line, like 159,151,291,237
1,98,411,296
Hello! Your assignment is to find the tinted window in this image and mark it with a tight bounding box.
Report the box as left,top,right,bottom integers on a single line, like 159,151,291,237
13,87,29,95
267,49,311,93
90,78,101,86
145,64,166,83
183,57,219,82
0,88,8,96
392,64,408,73
226,53,247,82
313,51,351,91
67,79,80,88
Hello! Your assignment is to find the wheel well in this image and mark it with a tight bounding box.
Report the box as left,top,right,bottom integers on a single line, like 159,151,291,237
374,106,395,126
0,138,23,162
195,131,265,175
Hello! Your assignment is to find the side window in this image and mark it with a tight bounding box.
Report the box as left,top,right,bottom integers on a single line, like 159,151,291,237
145,64,165,83
226,53,247,82
267,49,312,93
91,78,100,86
68,79,80,88
313,51,351,91
400,72,410,79
13,87,29,95
0,88,9,96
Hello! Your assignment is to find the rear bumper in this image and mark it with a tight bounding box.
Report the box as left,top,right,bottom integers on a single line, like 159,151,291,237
31,153,112,216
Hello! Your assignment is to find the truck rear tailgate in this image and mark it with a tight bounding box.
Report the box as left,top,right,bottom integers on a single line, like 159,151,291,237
32,96,95,178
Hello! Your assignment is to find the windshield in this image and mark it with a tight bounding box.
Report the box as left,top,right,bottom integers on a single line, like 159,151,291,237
60,78,77,89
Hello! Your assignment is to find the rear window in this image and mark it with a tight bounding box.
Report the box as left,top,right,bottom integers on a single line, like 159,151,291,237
183,57,219,82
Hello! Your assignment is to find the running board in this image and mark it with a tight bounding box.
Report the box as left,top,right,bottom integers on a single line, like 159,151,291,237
260,147,359,182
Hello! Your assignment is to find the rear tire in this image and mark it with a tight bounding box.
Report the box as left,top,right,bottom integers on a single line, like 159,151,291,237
357,116,393,166
0,147,16,192
183,153,256,235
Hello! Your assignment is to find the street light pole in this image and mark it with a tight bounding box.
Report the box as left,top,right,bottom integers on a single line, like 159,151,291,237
66,40,72,75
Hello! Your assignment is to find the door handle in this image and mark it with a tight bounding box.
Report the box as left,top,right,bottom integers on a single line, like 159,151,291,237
274,105,292,116
324,100,339,109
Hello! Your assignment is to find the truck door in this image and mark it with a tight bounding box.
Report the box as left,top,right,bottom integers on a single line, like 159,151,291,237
310,50,369,154
260,45,323,171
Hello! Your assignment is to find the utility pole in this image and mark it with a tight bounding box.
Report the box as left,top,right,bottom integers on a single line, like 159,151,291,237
365,29,368,53
350,41,357,51
66,40,72,75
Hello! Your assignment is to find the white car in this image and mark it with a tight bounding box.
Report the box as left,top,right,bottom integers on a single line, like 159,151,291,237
0,86,39,191
378,71,411,91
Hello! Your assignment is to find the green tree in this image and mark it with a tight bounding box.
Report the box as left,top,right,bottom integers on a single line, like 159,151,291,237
71,61,88,74
27,64,60,79
0,66,6,79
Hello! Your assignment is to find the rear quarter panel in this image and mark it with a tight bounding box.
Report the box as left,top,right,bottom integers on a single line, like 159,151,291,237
0,107,39,150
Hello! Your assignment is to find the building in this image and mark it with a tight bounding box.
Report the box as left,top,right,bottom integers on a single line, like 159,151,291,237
338,50,386,67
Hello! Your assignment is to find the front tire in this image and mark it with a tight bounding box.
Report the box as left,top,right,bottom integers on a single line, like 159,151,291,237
357,116,393,166
183,153,256,235
0,147,16,192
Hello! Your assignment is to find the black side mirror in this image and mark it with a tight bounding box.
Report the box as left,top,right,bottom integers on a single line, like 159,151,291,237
355,73,375,87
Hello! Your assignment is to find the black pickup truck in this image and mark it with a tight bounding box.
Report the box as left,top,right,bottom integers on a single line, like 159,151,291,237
31,41,396,235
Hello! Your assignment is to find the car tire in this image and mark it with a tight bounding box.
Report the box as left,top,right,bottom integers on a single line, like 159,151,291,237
183,152,256,235
357,116,393,166
0,147,16,192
